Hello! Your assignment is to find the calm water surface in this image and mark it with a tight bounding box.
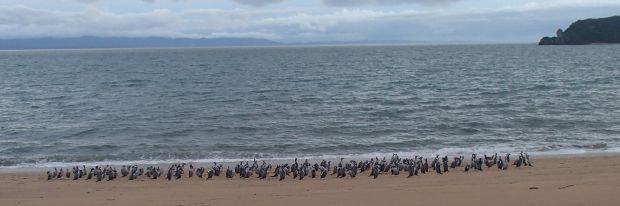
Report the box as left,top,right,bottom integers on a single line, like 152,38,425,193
1,44,619,168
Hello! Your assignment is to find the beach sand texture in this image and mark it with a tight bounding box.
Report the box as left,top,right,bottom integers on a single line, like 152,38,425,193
1,155,619,206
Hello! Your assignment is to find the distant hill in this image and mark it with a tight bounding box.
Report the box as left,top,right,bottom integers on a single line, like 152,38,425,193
539,16,620,45
0,36,280,50
289,40,428,45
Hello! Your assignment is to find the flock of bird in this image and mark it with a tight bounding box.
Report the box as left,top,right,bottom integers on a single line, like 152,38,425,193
46,152,533,182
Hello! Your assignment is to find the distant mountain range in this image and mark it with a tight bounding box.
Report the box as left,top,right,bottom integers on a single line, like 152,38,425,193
0,36,440,50
289,40,429,46
539,16,620,45
0,36,281,50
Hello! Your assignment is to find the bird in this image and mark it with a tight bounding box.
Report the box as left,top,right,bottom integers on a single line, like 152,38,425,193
57,168,63,179
497,158,504,170
166,168,173,181
87,168,94,180
196,167,205,178
407,164,415,178
370,164,379,179
298,168,306,180
271,165,281,177
442,156,449,173
524,153,533,167
501,157,509,170
72,167,79,180
279,167,286,181
320,166,328,179
188,164,195,178
348,163,357,178
515,156,523,168
226,167,234,179
121,165,129,177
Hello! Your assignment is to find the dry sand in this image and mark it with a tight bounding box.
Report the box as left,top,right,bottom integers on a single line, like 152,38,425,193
1,154,620,206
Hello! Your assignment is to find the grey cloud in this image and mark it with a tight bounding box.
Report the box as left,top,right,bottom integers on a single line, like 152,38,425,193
2,1,620,42
71,0,284,6
322,0,461,7
233,0,286,7
71,0,456,7
0,6,182,39
74,0,155,3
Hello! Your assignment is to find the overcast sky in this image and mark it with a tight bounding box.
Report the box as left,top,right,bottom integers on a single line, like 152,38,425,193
0,0,619,43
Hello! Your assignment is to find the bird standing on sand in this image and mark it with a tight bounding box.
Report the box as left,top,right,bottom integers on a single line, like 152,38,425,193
515,155,523,168
121,165,129,177
196,167,205,178
188,164,194,178
320,166,328,179
370,164,379,179
226,167,234,179
50,168,57,179
57,168,63,179
87,168,94,180
524,153,533,167
442,156,449,173
434,161,442,174
166,168,173,181
72,167,79,180
279,166,286,181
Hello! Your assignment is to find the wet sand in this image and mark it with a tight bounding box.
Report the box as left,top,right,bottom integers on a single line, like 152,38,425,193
1,154,620,206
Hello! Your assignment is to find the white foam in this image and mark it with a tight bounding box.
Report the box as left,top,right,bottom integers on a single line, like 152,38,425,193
3,146,619,170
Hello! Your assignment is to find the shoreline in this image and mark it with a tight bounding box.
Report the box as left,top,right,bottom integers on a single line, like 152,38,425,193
1,154,619,206
1,150,619,173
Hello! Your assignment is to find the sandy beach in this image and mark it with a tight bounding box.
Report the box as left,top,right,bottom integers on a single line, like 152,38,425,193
1,154,619,206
